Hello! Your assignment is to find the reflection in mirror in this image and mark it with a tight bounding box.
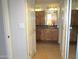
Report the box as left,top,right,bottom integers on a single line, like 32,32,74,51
35,8,59,26
45,9,58,26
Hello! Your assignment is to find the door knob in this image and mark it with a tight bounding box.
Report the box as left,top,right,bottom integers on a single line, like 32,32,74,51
8,36,10,38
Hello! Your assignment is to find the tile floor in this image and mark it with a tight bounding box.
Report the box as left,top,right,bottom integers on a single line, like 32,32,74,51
32,43,61,59
69,44,76,59
32,43,76,59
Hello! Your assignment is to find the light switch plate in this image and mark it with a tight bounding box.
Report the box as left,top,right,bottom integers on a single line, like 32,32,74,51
19,23,25,29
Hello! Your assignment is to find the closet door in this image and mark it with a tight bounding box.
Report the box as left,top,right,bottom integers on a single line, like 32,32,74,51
0,2,8,58
1,0,13,59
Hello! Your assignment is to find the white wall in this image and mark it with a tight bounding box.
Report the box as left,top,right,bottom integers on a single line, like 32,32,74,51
58,1,64,57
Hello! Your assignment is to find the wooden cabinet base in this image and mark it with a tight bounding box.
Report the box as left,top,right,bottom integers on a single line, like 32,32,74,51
36,40,58,44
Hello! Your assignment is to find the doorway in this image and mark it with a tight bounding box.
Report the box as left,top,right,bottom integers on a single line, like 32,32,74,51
32,0,63,59
33,9,61,59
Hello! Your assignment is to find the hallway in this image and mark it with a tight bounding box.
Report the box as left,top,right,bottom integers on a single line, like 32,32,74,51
32,43,61,59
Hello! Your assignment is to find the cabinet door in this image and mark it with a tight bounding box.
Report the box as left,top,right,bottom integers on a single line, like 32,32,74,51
36,28,41,40
70,29,77,42
41,28,58,41
36,11,45,25
1,0,13,59
71,10,78,25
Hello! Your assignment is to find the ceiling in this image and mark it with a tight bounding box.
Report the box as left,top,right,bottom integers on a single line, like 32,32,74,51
35,0,61,8
35,0,78,10
35,0,61,4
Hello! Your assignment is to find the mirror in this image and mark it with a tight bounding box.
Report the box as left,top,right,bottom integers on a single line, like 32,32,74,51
35,8,59,26
45,9,58,26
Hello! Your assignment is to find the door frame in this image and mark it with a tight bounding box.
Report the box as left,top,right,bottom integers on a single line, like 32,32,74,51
64,0,72,59
65,0,72,59
60,0,72,59
1,0,13,59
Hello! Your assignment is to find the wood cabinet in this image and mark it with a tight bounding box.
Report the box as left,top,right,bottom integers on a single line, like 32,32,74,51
70,28,77,42
36,11,45,25
36,26,58,42
70,10,78,43
41,28,58,41
71,10,78,25
36,28,41,40
35,11,58,42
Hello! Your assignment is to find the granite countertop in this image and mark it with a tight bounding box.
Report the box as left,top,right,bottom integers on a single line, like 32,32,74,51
36,25,58,29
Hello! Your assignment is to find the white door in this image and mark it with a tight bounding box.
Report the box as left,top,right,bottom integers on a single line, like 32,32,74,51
1,0,13,59
60,0,72,59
